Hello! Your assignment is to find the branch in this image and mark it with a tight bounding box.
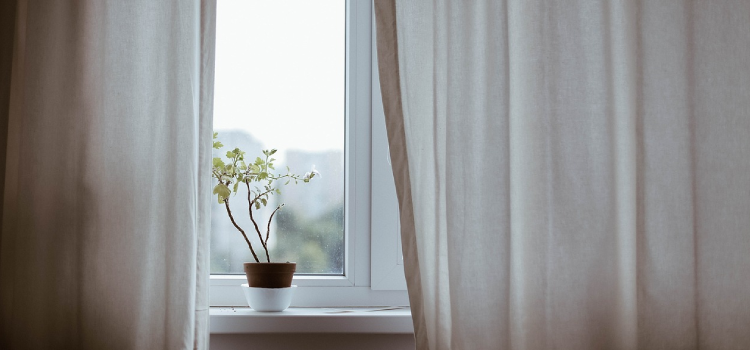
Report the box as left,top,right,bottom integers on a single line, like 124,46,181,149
246,181,271,262
265,204,285,246
251,187,276,204
224,199,259,263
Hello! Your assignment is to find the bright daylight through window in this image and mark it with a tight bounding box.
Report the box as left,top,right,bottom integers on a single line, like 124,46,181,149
212,0,345,275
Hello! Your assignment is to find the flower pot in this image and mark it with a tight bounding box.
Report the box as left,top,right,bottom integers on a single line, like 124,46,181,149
241,284,296,312
243,262,296,288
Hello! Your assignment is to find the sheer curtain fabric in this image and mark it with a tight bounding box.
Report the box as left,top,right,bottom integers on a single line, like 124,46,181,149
1,1,215,349
376,1,750,349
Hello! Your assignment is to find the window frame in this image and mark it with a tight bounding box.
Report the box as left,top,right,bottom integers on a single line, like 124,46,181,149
209,0,408,307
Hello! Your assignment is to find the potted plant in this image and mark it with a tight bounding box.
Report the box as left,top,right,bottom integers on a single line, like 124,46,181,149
211,132,319,310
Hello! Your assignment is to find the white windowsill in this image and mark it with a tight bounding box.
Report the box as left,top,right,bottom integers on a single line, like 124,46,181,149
210,307,414,334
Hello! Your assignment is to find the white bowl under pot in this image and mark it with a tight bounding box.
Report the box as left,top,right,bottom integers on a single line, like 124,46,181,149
240,284,297,312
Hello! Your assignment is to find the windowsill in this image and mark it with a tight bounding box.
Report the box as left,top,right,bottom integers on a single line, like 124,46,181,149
210,307,414,334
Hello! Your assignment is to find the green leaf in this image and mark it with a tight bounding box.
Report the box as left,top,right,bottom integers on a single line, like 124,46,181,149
270,149,277,155
213,184,231,203
233,182,239,193
255,202,261,210
213,157,225,168
261,198,267,206
213,141,223,149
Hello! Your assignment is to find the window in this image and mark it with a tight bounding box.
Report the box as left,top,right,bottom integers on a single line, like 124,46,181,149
210,0,407,307
211,0,345,276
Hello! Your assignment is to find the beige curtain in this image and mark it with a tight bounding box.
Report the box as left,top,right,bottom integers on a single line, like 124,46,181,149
0,1,215,349
376,1,750,349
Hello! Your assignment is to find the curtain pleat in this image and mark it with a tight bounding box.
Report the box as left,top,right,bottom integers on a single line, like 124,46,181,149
0,1,215,349
194,0,216,348
374,1,429,347
376,1,750,349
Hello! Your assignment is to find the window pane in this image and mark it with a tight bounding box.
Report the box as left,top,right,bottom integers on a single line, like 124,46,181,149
211,0,345,274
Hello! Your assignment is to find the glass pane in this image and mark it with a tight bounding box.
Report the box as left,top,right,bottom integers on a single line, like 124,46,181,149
211,0,345,274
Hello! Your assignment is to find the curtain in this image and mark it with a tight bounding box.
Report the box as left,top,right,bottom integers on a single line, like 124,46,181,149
1,1,215,349
376,1,750,349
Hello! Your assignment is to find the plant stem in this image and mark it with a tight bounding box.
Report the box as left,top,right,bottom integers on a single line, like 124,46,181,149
224,199,259,263
266,204,284,246
246,181,271,262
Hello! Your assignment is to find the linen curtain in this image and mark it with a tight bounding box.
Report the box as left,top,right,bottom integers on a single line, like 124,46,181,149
1,1,215,349
376,1,750,349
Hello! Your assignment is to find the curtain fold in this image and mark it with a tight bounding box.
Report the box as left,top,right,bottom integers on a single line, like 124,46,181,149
1,1,215,349
376,1,750,349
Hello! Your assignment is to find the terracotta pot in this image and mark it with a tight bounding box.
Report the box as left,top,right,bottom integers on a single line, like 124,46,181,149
243,262,296,288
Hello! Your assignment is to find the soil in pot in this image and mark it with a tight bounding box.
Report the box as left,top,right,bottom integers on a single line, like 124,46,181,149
243,262,296,288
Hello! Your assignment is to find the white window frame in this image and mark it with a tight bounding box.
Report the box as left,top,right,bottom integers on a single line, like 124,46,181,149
209,0,408,307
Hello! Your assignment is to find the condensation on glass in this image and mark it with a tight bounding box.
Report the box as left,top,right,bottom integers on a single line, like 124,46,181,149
211,0,345,274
